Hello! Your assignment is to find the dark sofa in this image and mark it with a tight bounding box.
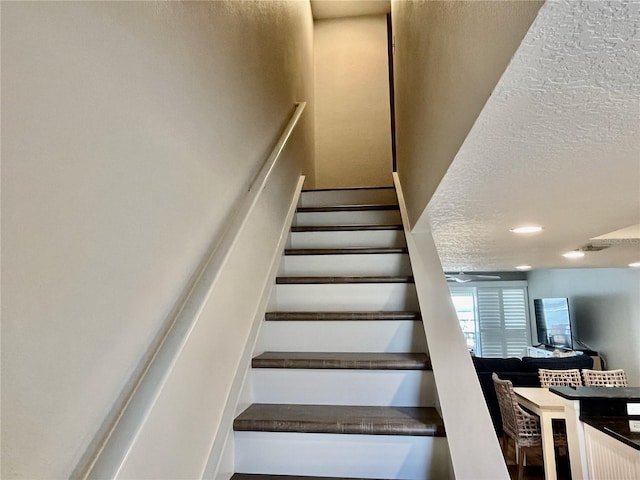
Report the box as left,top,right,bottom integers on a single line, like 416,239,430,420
472,355,594,435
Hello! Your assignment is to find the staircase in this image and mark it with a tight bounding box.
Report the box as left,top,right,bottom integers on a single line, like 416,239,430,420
231,187,450,480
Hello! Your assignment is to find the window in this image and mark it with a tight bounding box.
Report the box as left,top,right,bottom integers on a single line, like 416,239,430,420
450,289,477,352
450,283,531,358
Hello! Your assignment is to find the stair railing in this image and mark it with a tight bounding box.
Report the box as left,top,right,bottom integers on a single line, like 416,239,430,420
79,102,306,479
393,173,510,479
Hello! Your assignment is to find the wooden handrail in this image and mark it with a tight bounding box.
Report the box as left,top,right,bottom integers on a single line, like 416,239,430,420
80,102,306,479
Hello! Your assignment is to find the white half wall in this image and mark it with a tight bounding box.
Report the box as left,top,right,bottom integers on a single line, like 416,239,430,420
314,14,392,188
394,174,509,480
1,2,313,478
528,268,640,385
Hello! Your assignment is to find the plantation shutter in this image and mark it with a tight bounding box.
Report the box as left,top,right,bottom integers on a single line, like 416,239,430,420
476,287,530,358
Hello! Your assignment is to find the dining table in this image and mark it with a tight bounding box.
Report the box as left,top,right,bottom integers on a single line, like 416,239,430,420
513,387,566,480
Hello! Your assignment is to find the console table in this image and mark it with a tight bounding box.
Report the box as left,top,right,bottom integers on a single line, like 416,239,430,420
527,346,602,370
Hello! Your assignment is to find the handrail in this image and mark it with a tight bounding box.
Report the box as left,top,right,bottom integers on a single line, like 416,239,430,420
393,173,509,479
79,102,306,479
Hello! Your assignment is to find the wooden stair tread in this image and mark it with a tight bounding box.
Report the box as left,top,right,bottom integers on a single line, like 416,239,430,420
252,352,431,370
265,311,421,321
276,276,413,284
232,475,380,480
234,404,445,437
302,186,395,192
297,204,399,213
291,224,403,232
285,247,408,256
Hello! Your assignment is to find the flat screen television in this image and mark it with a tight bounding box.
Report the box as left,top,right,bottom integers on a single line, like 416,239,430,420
534,297,573,350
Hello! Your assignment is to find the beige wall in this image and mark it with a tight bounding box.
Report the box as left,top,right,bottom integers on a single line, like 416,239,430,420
314,14,392,188
528,268,640,386
391,0,543,228
1,1,313,478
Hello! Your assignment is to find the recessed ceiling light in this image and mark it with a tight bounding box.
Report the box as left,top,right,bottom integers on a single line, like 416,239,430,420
629,262,640,268
510,226,543,234
516,265,532,271
563,250,585,259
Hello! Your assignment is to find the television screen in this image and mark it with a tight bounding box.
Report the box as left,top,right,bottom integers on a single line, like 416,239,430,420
534,297,573,350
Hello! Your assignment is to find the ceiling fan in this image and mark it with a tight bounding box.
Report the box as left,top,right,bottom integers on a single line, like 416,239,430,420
445,272,501,283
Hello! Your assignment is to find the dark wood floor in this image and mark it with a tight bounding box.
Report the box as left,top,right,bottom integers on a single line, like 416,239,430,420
504,441,571,480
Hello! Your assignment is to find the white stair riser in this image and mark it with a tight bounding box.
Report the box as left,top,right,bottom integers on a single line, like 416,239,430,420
234,432,450,480
282,253,412,276
290,230,405,249
250,369,436,406
295,210,401,226
274,283,418,311
257,321,427,353
300,189,397,207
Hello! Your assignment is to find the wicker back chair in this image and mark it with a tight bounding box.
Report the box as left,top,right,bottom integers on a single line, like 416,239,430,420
493,373,559,480
538,368,582,387
582,368,628,387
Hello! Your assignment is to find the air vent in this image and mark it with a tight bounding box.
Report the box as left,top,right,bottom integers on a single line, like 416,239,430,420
581,243,611,252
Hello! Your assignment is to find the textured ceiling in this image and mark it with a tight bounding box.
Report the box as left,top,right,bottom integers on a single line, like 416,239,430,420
427,0,640,272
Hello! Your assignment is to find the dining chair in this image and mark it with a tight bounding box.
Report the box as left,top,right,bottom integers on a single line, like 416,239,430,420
536,368,581,455
492,373,567,480
538,368,582,387
582,368,628,387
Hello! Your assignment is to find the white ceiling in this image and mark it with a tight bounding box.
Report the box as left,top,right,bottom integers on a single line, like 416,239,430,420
311,0,390,20
426,0,640,272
